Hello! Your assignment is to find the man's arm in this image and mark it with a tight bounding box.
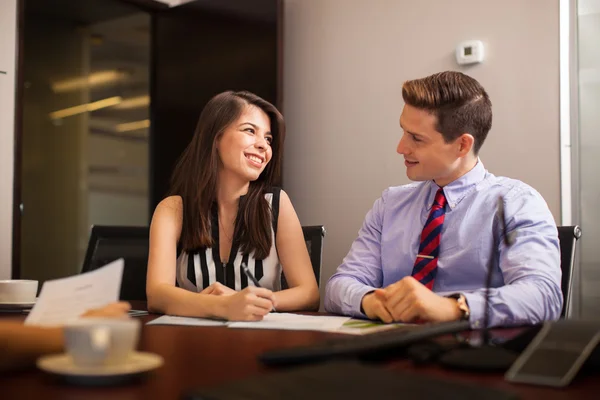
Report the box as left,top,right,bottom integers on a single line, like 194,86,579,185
463,187,563,329
324,192,387,317
0,302,131,372
0,323,63,372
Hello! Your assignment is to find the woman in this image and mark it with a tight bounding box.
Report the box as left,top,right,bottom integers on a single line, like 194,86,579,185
146,91,319,321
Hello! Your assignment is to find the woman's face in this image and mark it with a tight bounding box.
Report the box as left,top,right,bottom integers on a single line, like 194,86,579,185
216,104,273,182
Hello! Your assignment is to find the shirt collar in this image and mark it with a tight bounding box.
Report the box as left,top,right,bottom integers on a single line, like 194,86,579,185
424,159,486,211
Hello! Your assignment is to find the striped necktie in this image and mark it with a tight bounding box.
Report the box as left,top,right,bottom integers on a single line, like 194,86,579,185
411,188,447,290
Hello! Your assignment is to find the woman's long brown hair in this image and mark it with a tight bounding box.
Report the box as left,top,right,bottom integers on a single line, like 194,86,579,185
169,91,284,260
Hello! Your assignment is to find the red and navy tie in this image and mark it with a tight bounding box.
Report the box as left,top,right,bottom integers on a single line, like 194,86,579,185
411,188,447,290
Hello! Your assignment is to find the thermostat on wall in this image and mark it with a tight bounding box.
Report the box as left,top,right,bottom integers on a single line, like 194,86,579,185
456,40,484,65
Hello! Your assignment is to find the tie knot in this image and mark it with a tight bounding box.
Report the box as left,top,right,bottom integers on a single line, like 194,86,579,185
433,188,447,208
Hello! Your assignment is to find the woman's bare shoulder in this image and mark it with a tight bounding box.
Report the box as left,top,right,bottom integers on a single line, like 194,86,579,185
153,196,183,224
157,195,182,211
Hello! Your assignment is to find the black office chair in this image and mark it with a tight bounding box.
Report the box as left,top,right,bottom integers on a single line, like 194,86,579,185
557,225,582,318
81,225,150,301
281,225,326,290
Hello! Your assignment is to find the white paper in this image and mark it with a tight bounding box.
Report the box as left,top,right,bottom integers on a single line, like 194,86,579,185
25,259,124,326
227,313,351,332
146,315,227,327
144,312,410,335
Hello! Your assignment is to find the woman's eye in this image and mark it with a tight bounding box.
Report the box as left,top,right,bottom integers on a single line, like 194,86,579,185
266,137,273,145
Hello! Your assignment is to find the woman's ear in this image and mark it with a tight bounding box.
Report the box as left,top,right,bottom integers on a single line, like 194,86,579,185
215,133,223,152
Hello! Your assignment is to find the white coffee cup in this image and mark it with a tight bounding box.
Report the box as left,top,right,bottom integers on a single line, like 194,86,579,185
63,318,140,367
0,280,38,303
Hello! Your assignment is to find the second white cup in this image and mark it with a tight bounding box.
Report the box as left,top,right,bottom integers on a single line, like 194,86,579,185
0,280,38,303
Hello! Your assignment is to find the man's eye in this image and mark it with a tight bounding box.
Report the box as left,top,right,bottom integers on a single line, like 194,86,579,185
411,134,420,142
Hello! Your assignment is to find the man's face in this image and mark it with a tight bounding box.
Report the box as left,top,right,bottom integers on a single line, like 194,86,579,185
397,104,465,187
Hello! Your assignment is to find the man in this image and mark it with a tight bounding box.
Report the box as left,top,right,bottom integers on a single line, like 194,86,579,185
0,301,131,371
324,71,562,328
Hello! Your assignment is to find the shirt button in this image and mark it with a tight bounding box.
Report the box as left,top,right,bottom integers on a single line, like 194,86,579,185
451,203,456,208
474,321,481,328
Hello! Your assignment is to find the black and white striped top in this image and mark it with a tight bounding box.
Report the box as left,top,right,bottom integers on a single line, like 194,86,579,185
176,188,282,292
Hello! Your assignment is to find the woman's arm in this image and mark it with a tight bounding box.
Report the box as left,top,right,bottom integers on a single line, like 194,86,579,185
273,190,320,311
146,196,224,318
0,302,131,372
146,196,275,320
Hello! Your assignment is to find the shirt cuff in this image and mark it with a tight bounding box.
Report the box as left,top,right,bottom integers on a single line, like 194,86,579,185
351,285,378,318
462,292,485,329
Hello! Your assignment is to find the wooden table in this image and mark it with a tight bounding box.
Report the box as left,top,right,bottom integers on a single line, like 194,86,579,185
1,307,598,400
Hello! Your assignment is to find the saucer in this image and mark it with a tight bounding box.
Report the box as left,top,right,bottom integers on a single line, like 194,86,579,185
37,351,164,386
0,301,35,311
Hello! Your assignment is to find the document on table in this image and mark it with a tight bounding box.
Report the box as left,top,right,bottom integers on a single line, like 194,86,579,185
228,314,411,334
147,315,227,327
146,313,417,335
227,313,351,332
145,312,412,335
25,259,124,327
145,313,349,332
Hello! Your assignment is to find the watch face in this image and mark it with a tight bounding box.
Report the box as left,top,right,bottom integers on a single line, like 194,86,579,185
457,295,470,320
447,294,469,320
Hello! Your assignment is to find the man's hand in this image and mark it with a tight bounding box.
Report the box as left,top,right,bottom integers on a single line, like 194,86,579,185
81,301,131,318
377,277,461,323
361,290,393,323
201,282,236,296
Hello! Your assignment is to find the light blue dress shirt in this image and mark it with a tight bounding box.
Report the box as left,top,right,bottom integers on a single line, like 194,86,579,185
324,161,562,328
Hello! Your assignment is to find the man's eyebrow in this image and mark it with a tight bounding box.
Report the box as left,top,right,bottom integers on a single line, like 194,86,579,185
400,123,422,137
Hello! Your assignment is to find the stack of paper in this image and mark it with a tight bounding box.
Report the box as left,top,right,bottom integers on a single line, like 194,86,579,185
228,313,350,332
147,315,227,327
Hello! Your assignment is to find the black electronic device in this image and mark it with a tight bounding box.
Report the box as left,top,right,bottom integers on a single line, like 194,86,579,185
259,320,469,366
505,320,600,387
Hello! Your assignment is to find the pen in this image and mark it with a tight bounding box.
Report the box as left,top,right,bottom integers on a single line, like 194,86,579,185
241,262,261,287
241,262,276,312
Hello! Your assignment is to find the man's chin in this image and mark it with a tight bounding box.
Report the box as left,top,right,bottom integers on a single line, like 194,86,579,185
405,172,427,182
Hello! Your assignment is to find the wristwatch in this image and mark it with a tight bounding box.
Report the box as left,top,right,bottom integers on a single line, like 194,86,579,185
448,293,470,321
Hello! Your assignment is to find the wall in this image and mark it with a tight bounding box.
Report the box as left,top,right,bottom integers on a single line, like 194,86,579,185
282,0,561,302
0,0,17,279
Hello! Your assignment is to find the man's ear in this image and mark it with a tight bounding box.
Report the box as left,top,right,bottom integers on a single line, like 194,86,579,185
457,133,475,157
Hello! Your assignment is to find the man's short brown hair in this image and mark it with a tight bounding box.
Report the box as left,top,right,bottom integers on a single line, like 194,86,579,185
402,71,492,154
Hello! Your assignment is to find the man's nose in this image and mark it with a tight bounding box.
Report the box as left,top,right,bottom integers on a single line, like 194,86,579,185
397,135,407,155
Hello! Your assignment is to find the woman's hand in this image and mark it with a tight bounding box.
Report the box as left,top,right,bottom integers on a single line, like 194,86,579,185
81,301,131,318
201,282,236,296
219,286,276,321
